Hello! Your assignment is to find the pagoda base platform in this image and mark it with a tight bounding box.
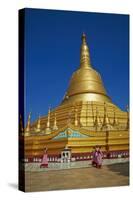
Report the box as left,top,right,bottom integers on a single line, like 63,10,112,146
22,150,129,163
23,157,129,172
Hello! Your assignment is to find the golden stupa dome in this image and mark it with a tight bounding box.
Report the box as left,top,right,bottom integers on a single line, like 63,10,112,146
62,33,112,104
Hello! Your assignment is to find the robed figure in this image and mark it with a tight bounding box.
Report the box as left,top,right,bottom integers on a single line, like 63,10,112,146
40,148,48,168
92,146,103,168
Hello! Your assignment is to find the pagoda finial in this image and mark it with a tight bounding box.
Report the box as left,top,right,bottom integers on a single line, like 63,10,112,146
53,112,58,130
25,112,31,136
80,33,91,68
82,33,87,44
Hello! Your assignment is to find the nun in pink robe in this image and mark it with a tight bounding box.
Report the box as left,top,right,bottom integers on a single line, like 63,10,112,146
92,151,97,166
96,150,103,168
40,148,48,168
92,146,103,168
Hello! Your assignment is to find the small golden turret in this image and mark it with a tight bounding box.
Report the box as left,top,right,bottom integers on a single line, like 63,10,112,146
53,112,58,130
94,107,101,130
47,108,50,128
91,101,95,127
35,115,41,133
45,107,51,134
102,103,112,130
25,112,31,136
19,114,24,136
74,108,78,127
103,103,109,123
113,109,119,128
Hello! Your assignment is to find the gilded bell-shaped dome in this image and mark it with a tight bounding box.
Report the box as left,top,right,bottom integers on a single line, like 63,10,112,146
62,33,111,104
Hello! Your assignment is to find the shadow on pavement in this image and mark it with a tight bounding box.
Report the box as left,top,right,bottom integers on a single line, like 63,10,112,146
107,162,129,177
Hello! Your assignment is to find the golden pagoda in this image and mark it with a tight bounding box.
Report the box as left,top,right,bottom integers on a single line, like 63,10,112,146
21,33,129,162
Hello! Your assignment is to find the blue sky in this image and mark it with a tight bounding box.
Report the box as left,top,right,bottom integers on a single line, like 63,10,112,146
24,8,129,124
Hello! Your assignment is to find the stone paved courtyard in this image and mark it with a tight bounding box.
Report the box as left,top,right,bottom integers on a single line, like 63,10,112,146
24,160,129,192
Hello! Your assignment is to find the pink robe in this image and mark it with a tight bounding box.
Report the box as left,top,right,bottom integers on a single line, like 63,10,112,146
40,153,48,168
92,151,103,167
92,151,97,163
97,152,103,166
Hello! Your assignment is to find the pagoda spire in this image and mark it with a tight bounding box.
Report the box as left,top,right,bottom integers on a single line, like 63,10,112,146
25,112,31,136
103,103,109,124
53,112,58,130
102,103,112,130
47,107,50,128
62,34,112,104
35,115,41,133
80,33,91,68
